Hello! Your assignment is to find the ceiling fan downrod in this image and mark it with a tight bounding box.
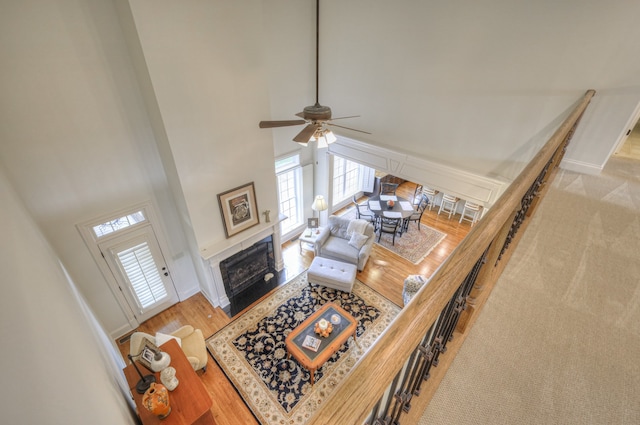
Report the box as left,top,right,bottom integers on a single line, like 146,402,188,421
314,0,320,107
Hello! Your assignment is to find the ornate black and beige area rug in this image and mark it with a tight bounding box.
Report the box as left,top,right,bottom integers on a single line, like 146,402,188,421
206,272,400,425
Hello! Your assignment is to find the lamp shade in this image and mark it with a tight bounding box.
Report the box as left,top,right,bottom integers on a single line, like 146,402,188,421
150,351,171,372
311,195,328,212
315,129,337,149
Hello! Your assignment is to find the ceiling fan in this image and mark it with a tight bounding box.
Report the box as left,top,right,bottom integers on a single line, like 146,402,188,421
258,0,370,147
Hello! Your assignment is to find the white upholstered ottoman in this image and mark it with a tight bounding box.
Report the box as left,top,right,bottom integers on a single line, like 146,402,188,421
307,256,357,293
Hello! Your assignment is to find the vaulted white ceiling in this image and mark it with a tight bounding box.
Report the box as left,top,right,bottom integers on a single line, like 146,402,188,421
261,0,640,176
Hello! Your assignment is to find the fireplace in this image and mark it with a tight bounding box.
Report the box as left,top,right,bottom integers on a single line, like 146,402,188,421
219,235,278,316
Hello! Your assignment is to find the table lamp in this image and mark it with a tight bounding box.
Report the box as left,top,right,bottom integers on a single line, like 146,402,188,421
311,195,328,233
150,349,171,372
128,351,157,394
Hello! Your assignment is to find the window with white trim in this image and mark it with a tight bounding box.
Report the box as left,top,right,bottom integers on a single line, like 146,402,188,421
332,156,373,206
276,154,303,235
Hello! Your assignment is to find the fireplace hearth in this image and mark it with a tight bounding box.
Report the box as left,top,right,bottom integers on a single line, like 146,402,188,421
219,235,278,316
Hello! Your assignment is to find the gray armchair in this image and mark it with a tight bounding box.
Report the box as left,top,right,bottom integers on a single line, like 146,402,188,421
315,215,375,271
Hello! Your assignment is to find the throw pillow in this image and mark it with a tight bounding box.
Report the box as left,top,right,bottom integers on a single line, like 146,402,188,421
348,232,369,250
346,218,369,237
404,275,428,293
155,332,182,348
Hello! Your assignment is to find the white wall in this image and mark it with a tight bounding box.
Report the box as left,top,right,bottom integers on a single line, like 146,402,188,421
0,166,135,424
126,0,280,254
563,90,640,173
0,0,201,337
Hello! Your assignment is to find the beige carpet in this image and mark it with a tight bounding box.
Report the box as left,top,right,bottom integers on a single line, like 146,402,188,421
419,156,640,425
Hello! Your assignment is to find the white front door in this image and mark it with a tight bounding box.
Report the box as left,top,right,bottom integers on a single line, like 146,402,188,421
99,225,179,323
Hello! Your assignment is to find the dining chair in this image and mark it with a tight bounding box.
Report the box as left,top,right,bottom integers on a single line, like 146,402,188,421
376,216,401,245
352,195,376,226
380,182,399,196
412,184,424,206
403,194,428,232
438,193,459,219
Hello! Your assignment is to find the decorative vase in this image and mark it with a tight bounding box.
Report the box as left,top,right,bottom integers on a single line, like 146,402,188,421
160,366,179,391
387,200,395,209
142,382,171,419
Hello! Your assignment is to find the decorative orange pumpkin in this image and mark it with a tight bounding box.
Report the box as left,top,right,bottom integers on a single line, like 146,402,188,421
314,320,333,338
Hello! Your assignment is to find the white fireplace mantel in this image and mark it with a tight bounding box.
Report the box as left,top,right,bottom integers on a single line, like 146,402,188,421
199,215,285,309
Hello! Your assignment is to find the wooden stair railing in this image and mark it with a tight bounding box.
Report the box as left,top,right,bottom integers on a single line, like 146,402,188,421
307,89,596,425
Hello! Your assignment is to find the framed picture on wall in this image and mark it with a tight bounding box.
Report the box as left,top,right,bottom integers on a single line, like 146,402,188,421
217,182,259,238
308,217,319,229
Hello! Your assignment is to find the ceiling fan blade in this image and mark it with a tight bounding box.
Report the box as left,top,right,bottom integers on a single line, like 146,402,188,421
259,120,306,129
330,115,360,121
295,112,305,119
327,123,372,134
293,124,319,144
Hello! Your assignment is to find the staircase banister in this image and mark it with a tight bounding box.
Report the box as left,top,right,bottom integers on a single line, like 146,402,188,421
307,89,595,425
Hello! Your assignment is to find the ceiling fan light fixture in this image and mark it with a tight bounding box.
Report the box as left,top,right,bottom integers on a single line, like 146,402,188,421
257,0,368,146
314,128,336,149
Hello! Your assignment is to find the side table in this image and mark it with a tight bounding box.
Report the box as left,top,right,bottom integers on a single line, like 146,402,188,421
298,227,324,254
123,339,215,425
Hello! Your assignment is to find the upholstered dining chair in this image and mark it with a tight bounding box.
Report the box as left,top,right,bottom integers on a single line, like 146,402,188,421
376,216,401,245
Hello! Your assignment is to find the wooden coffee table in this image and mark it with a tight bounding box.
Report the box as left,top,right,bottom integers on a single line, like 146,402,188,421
285,302,357,385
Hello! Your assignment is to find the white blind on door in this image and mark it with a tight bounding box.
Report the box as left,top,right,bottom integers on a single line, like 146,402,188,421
117,242,167,309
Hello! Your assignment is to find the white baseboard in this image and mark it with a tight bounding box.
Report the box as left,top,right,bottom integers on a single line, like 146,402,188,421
178,286,201,301
560,158,603,175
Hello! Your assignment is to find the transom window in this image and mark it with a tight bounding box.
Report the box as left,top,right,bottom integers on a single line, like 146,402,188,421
92,211,147,238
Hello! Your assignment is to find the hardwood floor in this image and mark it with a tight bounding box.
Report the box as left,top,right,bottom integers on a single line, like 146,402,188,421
115,181,471,425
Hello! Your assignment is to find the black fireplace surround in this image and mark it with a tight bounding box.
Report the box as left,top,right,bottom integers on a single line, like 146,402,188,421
219,235,277,316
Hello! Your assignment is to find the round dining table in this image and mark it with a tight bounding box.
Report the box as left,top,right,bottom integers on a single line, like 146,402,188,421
367,195,416,235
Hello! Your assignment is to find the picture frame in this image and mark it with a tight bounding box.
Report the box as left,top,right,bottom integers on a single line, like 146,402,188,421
137,337,158,371
307,217,319,229
217,182,259,238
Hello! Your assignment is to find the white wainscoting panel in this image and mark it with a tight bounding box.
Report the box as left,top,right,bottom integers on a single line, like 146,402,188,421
329,136,510,208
